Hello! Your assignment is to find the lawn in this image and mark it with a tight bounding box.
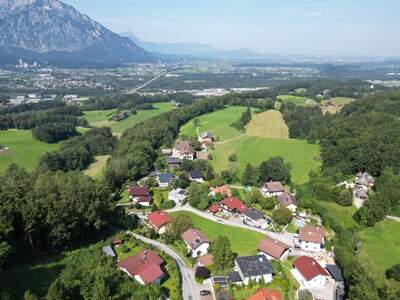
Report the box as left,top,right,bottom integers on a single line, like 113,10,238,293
83,155,110,179
246,110,289,139
180,106,250,141
84,102,174,134
322,97,354,106
277,95,315,107
0,129,59,174
319,202,358,230
211,135,321,184
170,211,265,256
358,220,400,284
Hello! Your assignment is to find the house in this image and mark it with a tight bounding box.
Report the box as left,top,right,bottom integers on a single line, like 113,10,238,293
208,203,221,214
167,157,182,170
161,149,172,156
189,170,204,183
326,264,345,299
355,172,374,190
234,255,274,285
117,249,165,286
261,181,284,197
258,238,289,261
147,211,170,234
196,254,214,267
172,140,195,160
228,271,243,285
157,173,174,188
102,245,116,258
277,193,298,212
247,288,282,300
181,228,210,258
168,188,188,204
291,256,330,289
210,185,232,198
200,131,214,141
242,208,270,229
129,186,152,207
297,225,326,252
220,197,247,215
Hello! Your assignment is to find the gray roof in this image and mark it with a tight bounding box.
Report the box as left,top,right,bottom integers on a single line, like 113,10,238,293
189,170,203,179
326,264,344,282
167,157,182,164
158,173,174,183
235,255,273,278
201,131,214,139
243,208,265,221
228,271,243,283
102,245,116,257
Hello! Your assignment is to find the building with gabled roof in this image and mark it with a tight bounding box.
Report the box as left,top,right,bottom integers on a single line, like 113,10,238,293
221,197,247,214
291,256,330,289
129,186,153,207
298,225,326,252
258,238,289,261
261,181,284,197
277,192,298,212
147,211,170,234
242,208,270,229
172,140,195,160
210,185,232,198
247,288,281,300
234,255,274,285
181,228,210,258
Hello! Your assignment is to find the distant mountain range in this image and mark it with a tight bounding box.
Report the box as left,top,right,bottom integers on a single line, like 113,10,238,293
0,0,154,66
121,31,265,60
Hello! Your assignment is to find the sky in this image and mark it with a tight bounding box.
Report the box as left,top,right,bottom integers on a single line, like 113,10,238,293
63,0,400,57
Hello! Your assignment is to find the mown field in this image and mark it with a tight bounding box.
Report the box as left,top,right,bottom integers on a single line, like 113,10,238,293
0,129,59,174
84,102,174,135
180,106,250,141
83,155,110,179
171,211,264,256
246,110,289,139
322,97,354,106
358,220,400,284
277,95,315,107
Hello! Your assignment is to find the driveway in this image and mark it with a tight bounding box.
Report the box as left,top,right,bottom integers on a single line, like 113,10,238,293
128,232,213,300
167,204,295,247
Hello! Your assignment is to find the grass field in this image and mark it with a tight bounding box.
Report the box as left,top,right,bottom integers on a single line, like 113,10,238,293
84,102,174,134
211,135,321,184
180,106,249,141
171,211,265,256
358,220,400,284
277,95,315,107
319,202,358,230
83,155,110,178
0,129,59,174
322,97,354,106
246,110,289,139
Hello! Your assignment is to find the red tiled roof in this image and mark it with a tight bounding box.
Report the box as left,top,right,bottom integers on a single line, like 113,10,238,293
129,186,149,197
293,256,329,281
208,203,220,213
175,140,195,155
221,197,247,213
197,254,214,267
148,211,170,230
117,249,164,284
258,238,289,260
210,185,232,197
137,195,153,203
247,288,282,300
299,225,325,244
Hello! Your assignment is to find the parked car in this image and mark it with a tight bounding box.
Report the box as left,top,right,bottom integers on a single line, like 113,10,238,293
200,290,211,296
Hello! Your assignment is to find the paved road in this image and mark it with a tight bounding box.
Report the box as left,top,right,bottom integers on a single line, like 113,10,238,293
128,66,179,93
128,232,212,300
386,215,400,223
167,204,295,247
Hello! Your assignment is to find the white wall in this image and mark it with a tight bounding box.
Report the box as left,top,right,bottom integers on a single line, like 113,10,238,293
300,240,322,252
291,269,327,289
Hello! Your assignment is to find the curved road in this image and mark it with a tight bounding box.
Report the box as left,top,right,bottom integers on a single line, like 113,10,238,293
167,204,295,247
127,232,211,300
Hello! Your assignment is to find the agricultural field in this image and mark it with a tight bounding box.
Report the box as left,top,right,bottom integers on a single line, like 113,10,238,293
171,211,264,256
0,129,59,174
320,97,354,114
180,106,250,141
83,155,110,179
277,95,315,107
84,102,174,135
322,97,354,106
246,110,289,139
358,219,400,284
211,135,320,184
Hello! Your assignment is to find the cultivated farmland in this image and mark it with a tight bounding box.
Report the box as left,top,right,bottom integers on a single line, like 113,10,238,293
246,110,289,139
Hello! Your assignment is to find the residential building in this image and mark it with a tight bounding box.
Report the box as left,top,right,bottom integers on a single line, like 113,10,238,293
242,208,270,229
355,171,374,190
102,245,116,258
208,203,221,214
210,185,232,197
129,186,152,207
258,238,289,261
117,249,165,286
147,211,170,234
228,271,243,285
277,193,298,212
247,288,282,300
172,140,195,160
291,256,330,289
261,181,284,197
168,188,188,204
167,156,182,170
157,173,174,188
189,170,204,183
181,228,210,258
326,264,345,299
297,225,326,252
234,255,274,285
220,197,247,215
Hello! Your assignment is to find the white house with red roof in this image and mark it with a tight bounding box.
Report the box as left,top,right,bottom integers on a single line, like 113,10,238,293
297,225,326,252
258,238,289,261
220,197,247,215
117,249,165,286
291,256,330,289
147,211,170,234
129,186,152,207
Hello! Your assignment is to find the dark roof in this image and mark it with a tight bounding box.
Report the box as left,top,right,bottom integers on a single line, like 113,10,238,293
326,264,344,282
243,208,265,221
235,255,273,278
129,186,149,197
189,170,203,179
277,193,297,207
167,157,182,164
102,245,116,257
158,173,174,183
228,271,243,283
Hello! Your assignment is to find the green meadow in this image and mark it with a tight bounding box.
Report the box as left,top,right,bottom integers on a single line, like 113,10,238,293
277,95,315,107
0,129,59,174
